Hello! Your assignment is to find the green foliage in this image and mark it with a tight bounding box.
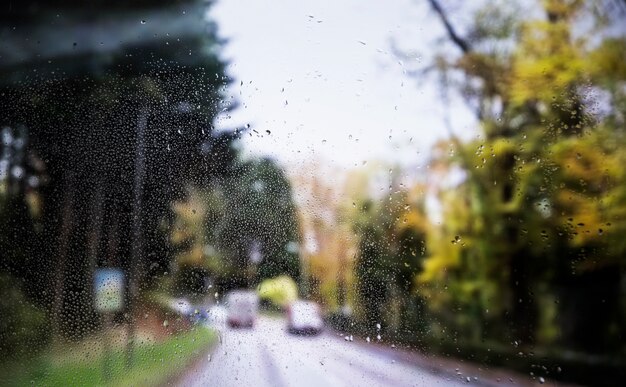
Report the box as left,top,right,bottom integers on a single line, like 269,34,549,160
0,274,48,359
1,327,215,387
351,186,429,336
419,0,626,357
317,1,625,376
168,157,301,296
218,158,301,285
0,0,233,338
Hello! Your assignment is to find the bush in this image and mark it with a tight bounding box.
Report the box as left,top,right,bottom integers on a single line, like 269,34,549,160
0,274,49,359
258,275,298,308
325,311,357,333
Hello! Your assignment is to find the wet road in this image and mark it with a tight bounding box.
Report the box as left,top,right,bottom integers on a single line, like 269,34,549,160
180,317,468,387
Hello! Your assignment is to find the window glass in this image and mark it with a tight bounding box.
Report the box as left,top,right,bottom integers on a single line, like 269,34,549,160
1,1,625,386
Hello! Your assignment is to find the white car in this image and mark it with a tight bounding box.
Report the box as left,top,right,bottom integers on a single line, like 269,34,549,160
207,305,227,328
170,298,192,315
287,300,324,335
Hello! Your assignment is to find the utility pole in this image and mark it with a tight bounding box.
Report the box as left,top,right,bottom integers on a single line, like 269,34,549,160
52,172,76,340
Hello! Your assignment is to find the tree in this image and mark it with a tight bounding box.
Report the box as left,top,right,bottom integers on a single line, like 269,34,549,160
290,162,358,309
420,0,626,351
0,0,236,340
217,158,301,288
350,167,430,338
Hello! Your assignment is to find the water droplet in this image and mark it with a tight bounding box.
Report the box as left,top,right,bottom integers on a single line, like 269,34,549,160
140,20,146,24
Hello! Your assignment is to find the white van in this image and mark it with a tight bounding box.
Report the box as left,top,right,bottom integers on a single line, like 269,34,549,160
226,290,259,328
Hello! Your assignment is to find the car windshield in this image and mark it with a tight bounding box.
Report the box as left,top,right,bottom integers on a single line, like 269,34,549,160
1,1,625,386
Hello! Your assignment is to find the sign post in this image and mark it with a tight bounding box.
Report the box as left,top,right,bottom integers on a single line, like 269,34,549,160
94,268,125,381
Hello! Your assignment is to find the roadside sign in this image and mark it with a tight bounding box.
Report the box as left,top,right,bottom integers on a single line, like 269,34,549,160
94,268,125,313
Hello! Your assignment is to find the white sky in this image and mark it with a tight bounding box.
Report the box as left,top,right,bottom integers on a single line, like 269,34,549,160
210,0,476,170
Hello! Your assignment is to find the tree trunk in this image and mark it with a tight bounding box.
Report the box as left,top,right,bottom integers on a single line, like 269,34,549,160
126,107,148,367
51,172,76,339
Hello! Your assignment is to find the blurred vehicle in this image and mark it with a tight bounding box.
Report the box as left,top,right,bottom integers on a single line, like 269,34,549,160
189,307,208,324
207,305,228,328
286,300,323,335
169,298,192,315
226,290,259,328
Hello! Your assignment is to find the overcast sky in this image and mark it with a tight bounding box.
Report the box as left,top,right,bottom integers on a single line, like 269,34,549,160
210,0,476,170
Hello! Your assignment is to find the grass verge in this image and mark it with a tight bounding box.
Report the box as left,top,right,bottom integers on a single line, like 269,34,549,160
1,326,216,387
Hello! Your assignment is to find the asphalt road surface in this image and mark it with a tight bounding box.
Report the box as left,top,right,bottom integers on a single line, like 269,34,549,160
179,317,470,387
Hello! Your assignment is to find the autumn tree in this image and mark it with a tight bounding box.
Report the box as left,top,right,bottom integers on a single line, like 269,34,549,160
420,0,626,351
